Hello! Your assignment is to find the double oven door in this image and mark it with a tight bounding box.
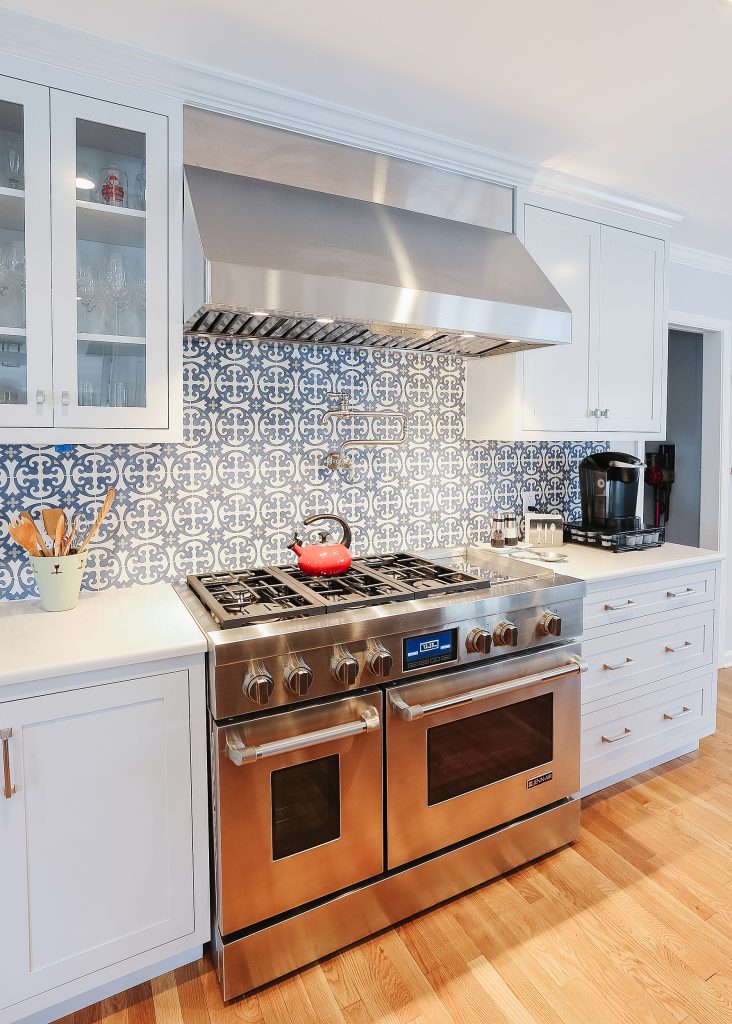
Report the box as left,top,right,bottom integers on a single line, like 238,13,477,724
386,644,583,868
213,692,383,936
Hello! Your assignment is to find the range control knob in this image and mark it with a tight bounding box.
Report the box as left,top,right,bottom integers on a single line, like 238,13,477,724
493,620,519,648
244,660,275,705
538,611,562,637
284,654,314,696
366,639,393,677
466,627,492,655
331,644,359,687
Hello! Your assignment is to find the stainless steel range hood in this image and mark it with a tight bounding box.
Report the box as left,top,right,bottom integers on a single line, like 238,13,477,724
183,113,571,358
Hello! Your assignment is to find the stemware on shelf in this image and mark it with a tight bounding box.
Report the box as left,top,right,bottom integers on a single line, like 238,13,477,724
6,134,23,190
77,264,99,332
98,165,128,207
135,160,146,211
103,252,131,335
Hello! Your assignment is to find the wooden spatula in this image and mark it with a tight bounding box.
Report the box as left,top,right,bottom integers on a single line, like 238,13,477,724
77,487,116,553
53,514,66,557
8,517,43,556
21,511,50,556
42,508,65,545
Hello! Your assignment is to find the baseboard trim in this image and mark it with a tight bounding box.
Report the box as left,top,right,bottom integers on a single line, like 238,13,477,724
579,741,700,798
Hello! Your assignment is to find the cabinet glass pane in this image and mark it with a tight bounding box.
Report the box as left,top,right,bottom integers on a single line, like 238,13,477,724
75,119,146,340
0,335,26,404
77,339,146,408
427,694,554,805
0,100,26,333
271,755,341,860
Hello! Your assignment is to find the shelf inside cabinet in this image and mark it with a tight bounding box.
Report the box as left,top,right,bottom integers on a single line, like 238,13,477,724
76,201,145,248
78,332,146,345
0,188,24,232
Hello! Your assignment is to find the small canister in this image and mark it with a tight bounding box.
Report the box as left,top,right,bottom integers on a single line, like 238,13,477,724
490,513,506,548
504,512,518,547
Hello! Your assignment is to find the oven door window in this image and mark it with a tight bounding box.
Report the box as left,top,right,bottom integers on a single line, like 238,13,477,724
427,694,553,805
271,754,341,860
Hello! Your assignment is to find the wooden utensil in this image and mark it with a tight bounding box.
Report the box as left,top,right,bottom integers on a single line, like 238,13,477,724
42,508,65,545
8,517,42,556
61,517,79,556
21,511,50,556
53,514,66,557
77,487,116,553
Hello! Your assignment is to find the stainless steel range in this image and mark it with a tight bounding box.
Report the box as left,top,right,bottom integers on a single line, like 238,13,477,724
178,547,587,999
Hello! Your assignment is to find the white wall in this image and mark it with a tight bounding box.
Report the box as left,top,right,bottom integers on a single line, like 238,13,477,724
669,259,732,662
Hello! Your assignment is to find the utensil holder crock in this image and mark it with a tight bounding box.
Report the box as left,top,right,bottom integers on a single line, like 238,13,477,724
29,551,89,612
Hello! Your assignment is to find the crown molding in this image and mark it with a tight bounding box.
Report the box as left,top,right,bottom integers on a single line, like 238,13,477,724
670,243,732,276
0,7,685,229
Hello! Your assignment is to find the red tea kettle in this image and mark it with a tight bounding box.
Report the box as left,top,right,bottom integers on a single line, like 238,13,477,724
287,514,352,576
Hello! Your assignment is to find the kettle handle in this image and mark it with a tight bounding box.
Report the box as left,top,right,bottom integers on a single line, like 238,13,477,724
303,514,352,549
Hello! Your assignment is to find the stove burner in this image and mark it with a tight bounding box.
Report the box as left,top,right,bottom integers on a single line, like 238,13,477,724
277,563,413,609
188,568,323,628
359,552,495,595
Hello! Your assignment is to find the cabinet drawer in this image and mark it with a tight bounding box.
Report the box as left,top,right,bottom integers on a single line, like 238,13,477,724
582,608,714,706
581,672,713,787
585,568,716,630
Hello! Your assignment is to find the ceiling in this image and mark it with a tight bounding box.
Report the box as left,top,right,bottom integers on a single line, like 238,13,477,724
3,0,732,255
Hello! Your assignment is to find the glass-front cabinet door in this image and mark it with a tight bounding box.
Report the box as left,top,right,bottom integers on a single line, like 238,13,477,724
50,92,168,429
0,76,53,428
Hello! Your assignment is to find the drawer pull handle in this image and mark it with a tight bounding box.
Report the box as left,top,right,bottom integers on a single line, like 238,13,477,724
601,727,632,744
665,641,693,654
605,599,637,611
667,587,696,598
1,728,15,799
603,657,635,671
664,706,692,721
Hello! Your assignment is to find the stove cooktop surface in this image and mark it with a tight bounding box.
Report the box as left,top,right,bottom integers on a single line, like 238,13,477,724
186,550,549,629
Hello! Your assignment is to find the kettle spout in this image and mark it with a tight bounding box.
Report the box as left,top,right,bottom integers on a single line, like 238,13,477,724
287,534,303,556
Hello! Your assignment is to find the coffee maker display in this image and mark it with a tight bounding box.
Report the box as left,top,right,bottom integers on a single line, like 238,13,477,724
566,451,666,552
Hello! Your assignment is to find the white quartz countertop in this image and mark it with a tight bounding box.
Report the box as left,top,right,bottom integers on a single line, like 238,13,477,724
0,584,207,688
494,542,723,584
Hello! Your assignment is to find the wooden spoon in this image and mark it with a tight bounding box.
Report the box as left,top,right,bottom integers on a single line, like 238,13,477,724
77,487,116,553
42,508,65,545
53,514,66,557
21,511,50,556
8,517,42,556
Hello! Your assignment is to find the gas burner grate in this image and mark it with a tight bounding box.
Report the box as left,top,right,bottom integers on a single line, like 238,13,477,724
358,552,494,595
187,568,325,627
277,563,413,609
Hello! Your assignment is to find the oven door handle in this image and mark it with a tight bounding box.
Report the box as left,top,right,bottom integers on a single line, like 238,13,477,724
225,706,381,765
389,656,587,722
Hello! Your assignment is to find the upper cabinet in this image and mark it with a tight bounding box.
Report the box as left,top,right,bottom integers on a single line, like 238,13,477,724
0,71,182,443
466,199,667,441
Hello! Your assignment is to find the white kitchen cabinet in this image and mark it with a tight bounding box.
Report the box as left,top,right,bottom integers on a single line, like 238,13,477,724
0,68,182,443
577,556,721,795
466,202,668,441
0,671,194,1015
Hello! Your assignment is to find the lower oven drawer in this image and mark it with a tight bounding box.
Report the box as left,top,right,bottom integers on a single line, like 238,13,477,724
581,672,713,788
386,645,582,869
213,691,384,935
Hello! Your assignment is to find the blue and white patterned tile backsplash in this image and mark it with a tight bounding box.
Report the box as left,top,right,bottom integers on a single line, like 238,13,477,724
0,339,606,600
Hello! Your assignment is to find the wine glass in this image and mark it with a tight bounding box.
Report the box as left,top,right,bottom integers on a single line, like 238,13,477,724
77,264,99,332
6,240,25,292
0,243,10,296
103,253,130,335
135,160,146,211
6,134,23,190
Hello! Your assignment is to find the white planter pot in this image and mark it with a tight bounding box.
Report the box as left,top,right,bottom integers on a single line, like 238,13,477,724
29,552,89,612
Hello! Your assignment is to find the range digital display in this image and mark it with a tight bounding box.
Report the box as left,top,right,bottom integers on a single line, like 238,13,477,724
403,628,457,671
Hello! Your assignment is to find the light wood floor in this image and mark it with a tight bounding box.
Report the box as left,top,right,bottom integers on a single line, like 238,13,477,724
62,669,732,1024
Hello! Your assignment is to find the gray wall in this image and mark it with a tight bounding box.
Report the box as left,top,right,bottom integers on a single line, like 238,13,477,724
645,329,703,546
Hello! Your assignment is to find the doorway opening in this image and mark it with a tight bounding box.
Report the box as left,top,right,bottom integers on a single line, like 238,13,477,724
644,329,703,546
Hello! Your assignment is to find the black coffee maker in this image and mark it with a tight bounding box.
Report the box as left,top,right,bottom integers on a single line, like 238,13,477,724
579,451,643,532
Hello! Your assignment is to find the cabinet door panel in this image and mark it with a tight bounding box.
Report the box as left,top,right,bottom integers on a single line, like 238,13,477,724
0,672,193,1011
0,75,53,427
598,226,664,432
50,91,169,430
521,206,600,433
